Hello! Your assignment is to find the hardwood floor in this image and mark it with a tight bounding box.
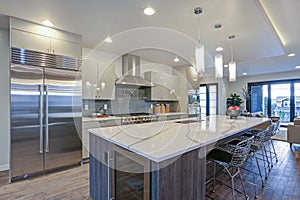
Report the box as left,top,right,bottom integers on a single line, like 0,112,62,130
0,140,299,200
0,164,91,200
0,170,9,187
206,141,300,200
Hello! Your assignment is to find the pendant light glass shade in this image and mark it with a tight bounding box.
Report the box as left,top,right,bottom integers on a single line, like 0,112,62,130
214,23,223,78
228,35,236,82
215,54,223,78
229,61,236,82
195,45,205,73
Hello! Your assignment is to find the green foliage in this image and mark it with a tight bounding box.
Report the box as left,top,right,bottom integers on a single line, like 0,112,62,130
226,93,244,107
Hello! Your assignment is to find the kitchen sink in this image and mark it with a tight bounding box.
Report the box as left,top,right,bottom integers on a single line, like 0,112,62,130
175,119,199,124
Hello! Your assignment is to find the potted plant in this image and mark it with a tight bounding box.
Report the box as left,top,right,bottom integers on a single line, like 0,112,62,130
226,93,244,119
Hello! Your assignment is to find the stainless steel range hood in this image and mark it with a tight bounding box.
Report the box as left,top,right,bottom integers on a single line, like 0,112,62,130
115,54,155,87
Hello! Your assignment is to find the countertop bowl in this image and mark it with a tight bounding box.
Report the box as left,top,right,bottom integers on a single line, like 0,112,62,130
227,110,240,119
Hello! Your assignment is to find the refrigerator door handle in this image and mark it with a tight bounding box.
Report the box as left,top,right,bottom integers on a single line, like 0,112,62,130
45,85,49,153
39,85,43,153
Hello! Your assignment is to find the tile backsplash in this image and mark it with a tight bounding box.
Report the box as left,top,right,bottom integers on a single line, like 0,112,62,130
82,87,178,116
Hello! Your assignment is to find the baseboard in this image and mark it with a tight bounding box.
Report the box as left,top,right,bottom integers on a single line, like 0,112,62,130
0,164,9,171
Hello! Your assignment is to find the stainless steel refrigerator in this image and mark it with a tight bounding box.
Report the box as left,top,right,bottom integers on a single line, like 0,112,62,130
10,48,82,181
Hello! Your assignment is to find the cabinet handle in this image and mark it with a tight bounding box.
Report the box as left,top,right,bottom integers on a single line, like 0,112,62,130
47,49,50,53
52,49,55,54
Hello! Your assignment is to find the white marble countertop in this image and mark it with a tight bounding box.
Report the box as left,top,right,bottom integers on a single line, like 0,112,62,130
83,116,122,122
89,115,269,162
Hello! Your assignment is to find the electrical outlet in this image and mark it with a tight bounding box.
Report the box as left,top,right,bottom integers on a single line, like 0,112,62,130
84,104,89,110
104,104,108,110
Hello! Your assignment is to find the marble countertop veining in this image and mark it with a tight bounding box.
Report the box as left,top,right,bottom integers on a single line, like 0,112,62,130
89,115,269,162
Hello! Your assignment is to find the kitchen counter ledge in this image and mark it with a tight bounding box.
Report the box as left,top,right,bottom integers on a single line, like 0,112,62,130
89,115,269,162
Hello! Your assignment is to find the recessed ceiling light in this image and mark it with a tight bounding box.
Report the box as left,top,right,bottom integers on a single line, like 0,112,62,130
104,37,113,43
216,46,223,52
224,64,228,68
193,79,198,81
295,66,300,69
288,53,296,57
173,57,180,62
41,19,54,27
143,7,155,16
242,72,247,76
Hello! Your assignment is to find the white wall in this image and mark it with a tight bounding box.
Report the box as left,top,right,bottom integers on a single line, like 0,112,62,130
228,71,300,109
0,29,10,171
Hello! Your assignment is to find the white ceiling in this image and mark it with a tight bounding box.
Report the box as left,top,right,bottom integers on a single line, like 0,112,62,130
0,0,300,77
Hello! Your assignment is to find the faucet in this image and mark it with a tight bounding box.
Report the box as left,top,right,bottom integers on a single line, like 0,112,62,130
191,101,203,121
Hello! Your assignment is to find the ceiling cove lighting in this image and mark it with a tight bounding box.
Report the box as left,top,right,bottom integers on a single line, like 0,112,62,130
295,66,300,69
194,7,205,73
143,7,155,16
288,53,296,57
41,19,54,27
228,35,236,82
258,0,286,47
104,37,113,43
214,23,223,78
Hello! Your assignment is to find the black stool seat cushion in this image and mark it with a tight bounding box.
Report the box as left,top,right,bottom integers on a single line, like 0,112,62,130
242,133,255,137
207,148,232,163
227,139,241,145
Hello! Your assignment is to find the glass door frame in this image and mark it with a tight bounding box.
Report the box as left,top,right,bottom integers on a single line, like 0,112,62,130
199,83,218,116
248,78,300,122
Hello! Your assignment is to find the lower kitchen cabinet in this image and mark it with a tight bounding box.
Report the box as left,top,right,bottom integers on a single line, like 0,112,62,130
82,119,121,159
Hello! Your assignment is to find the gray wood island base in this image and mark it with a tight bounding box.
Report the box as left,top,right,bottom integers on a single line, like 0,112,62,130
89,116,269,200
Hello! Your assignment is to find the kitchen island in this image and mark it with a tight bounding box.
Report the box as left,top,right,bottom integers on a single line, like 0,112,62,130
89,115,269,200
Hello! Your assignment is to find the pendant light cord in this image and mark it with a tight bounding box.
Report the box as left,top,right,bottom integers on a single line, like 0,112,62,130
229,35,235,62
198,15,201,44
230,41,233,62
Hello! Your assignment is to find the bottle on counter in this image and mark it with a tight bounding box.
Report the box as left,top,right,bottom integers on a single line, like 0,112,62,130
165,104,170,113
160,104,166,113
154,104,161,114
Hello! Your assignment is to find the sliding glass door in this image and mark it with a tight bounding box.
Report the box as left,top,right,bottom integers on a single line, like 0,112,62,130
270,84,291,123
294,83,300,118
250,84,268,114
249,79,300,124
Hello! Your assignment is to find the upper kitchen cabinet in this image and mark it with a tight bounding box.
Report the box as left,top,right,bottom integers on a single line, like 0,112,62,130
82,59,98,99
50,38,81,58
10,17,82,58
82,58,116,100
144,71,178,101
95,61,116,100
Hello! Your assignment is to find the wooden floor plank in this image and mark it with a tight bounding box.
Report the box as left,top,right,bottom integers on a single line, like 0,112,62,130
0,141,299,200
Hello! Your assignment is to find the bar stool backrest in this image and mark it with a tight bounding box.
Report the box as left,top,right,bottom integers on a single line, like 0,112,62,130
264,124,276,139
231,136,254,167
273,120,281,134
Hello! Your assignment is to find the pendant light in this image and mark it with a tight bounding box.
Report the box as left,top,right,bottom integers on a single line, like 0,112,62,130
214,23,223,78
228,35,236,82
194,7,205,73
